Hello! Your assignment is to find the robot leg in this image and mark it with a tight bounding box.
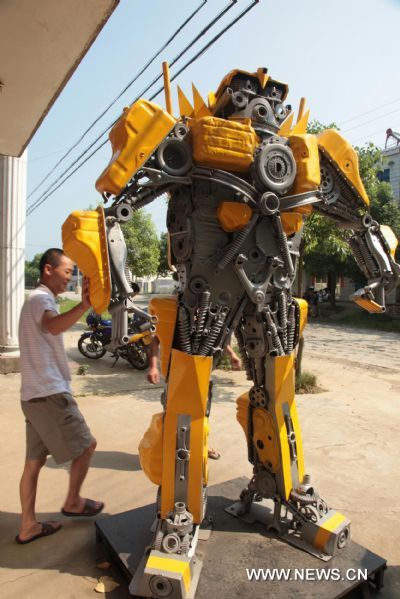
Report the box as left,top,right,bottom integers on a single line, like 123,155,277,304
133,349,212,599
233,353,350,559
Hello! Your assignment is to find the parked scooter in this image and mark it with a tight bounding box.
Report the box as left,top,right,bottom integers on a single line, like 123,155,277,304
78,312,151,370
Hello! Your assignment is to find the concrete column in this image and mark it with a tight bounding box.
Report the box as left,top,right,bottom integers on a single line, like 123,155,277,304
0,151,27,356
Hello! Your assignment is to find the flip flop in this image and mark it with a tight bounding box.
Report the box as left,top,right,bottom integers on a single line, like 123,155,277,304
61,498,104,517
208,448,221,460
15,521,62,545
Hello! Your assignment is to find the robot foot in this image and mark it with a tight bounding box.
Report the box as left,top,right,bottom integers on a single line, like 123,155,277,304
129,502,203,599
226,473,351,561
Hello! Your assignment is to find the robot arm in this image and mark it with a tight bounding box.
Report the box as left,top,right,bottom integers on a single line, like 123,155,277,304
313,129,400,312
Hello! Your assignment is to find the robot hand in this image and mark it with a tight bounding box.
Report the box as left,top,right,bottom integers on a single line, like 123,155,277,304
350,215,400,312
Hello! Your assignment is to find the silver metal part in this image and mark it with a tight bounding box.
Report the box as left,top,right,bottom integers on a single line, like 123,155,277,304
253,141,297,194
157,139,192,177
259,191,280,215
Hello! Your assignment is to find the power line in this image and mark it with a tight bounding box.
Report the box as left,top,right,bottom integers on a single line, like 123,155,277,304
27,0,249,217
342,106,400,134
339,97,400,126
27,0,207,202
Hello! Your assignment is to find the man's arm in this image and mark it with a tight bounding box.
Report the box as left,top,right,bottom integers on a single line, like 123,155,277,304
147,336,161,384
42,278,91,335
226,344,242,370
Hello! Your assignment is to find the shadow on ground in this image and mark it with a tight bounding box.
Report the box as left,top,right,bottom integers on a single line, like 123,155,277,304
45,451,141,472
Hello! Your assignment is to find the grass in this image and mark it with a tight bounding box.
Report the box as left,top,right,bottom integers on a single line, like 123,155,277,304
295,371,324,394
316,302,400,333
57,297,111,323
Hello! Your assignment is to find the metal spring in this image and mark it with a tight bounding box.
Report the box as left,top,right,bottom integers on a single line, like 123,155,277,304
272,214,294,277
358,237,380,277
177,305,192,354
198,310,228,356
265,308,283,355
349,238,371,278
192,291,210,354
286,303,296,354
278,291,288,350
217,215,257,271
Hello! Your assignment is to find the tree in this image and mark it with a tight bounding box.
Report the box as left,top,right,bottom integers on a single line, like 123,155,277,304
25,253,42,287
121,211,160,277
157,231,171,277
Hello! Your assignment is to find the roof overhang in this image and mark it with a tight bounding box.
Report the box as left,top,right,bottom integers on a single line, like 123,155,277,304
0,0,119,157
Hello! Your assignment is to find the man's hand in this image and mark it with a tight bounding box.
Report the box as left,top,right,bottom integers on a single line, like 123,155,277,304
230,354,242,371
147,366,160,385
81,277,91,311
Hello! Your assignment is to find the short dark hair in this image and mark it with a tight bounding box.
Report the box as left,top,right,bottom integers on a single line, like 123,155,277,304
39,248,65,277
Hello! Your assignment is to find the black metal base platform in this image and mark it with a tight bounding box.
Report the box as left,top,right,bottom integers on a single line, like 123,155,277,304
95,477,386,598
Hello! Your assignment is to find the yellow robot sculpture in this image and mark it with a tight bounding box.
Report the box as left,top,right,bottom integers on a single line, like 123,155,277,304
62,66,399,599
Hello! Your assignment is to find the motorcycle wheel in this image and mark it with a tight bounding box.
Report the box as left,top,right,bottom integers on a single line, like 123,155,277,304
126,341,149,370
78,335,106,359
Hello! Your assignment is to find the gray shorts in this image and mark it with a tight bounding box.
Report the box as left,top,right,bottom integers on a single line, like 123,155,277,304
21,392,95,464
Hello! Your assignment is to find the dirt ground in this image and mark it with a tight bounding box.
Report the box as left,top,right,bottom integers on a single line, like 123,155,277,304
0,320,399,598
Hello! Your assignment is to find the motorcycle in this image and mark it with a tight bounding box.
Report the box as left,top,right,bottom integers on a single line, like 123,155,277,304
78,312,151,370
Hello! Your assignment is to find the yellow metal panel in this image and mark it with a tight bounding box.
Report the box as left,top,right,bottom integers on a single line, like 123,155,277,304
313,512,348,551
95,99,176,196
380,224,398,259
289,109,310,136
177,86,194,119
217,201,253,232
166,350,212,417
192,84,212,118
293,297,308,337
280,212,303,237
149,295,178,377
289,134,320,195
187,416,208,523
278,113,294,138
138,412,163,485
146,555,191,593
252,408,280,472
191,116,259,173
354,297,385,313
160,411,178,517
256,67,269,89
62,207,111,314
236,392,249,440
318,129,369,206
265,354,299,499
208,91,217,112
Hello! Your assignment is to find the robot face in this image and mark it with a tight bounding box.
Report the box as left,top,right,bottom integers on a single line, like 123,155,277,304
216,75,291,135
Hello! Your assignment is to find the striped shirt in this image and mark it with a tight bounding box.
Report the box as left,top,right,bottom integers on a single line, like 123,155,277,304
19,284,71,401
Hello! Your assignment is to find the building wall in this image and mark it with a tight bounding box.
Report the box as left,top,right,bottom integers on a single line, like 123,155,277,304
382,146,400,202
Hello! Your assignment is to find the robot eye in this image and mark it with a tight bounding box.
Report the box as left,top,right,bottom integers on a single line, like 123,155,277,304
231,91,248,109
275,103,286,120
253,102,271,123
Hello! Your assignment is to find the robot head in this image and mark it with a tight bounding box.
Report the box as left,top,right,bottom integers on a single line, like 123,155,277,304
211,68,291,135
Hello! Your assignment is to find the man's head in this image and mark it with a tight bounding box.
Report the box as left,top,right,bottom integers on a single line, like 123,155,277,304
39,248,74,296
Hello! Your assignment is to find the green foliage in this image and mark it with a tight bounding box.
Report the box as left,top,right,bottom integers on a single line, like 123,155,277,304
76,364,89,375
295,371,322,394
158,231,171,277
307,119,339,135
121,211,160,277
25,253,42,287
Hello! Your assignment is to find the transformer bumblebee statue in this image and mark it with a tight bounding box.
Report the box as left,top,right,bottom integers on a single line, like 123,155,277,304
62,65,399,599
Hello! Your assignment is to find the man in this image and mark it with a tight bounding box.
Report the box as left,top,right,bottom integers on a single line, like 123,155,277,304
147,335,242,460
16,248,104,544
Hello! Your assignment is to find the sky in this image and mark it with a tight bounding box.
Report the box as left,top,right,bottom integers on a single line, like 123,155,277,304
25,0,400,259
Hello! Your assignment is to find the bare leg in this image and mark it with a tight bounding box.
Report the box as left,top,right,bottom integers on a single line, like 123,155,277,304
62,439,102,513
19,456,60,540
